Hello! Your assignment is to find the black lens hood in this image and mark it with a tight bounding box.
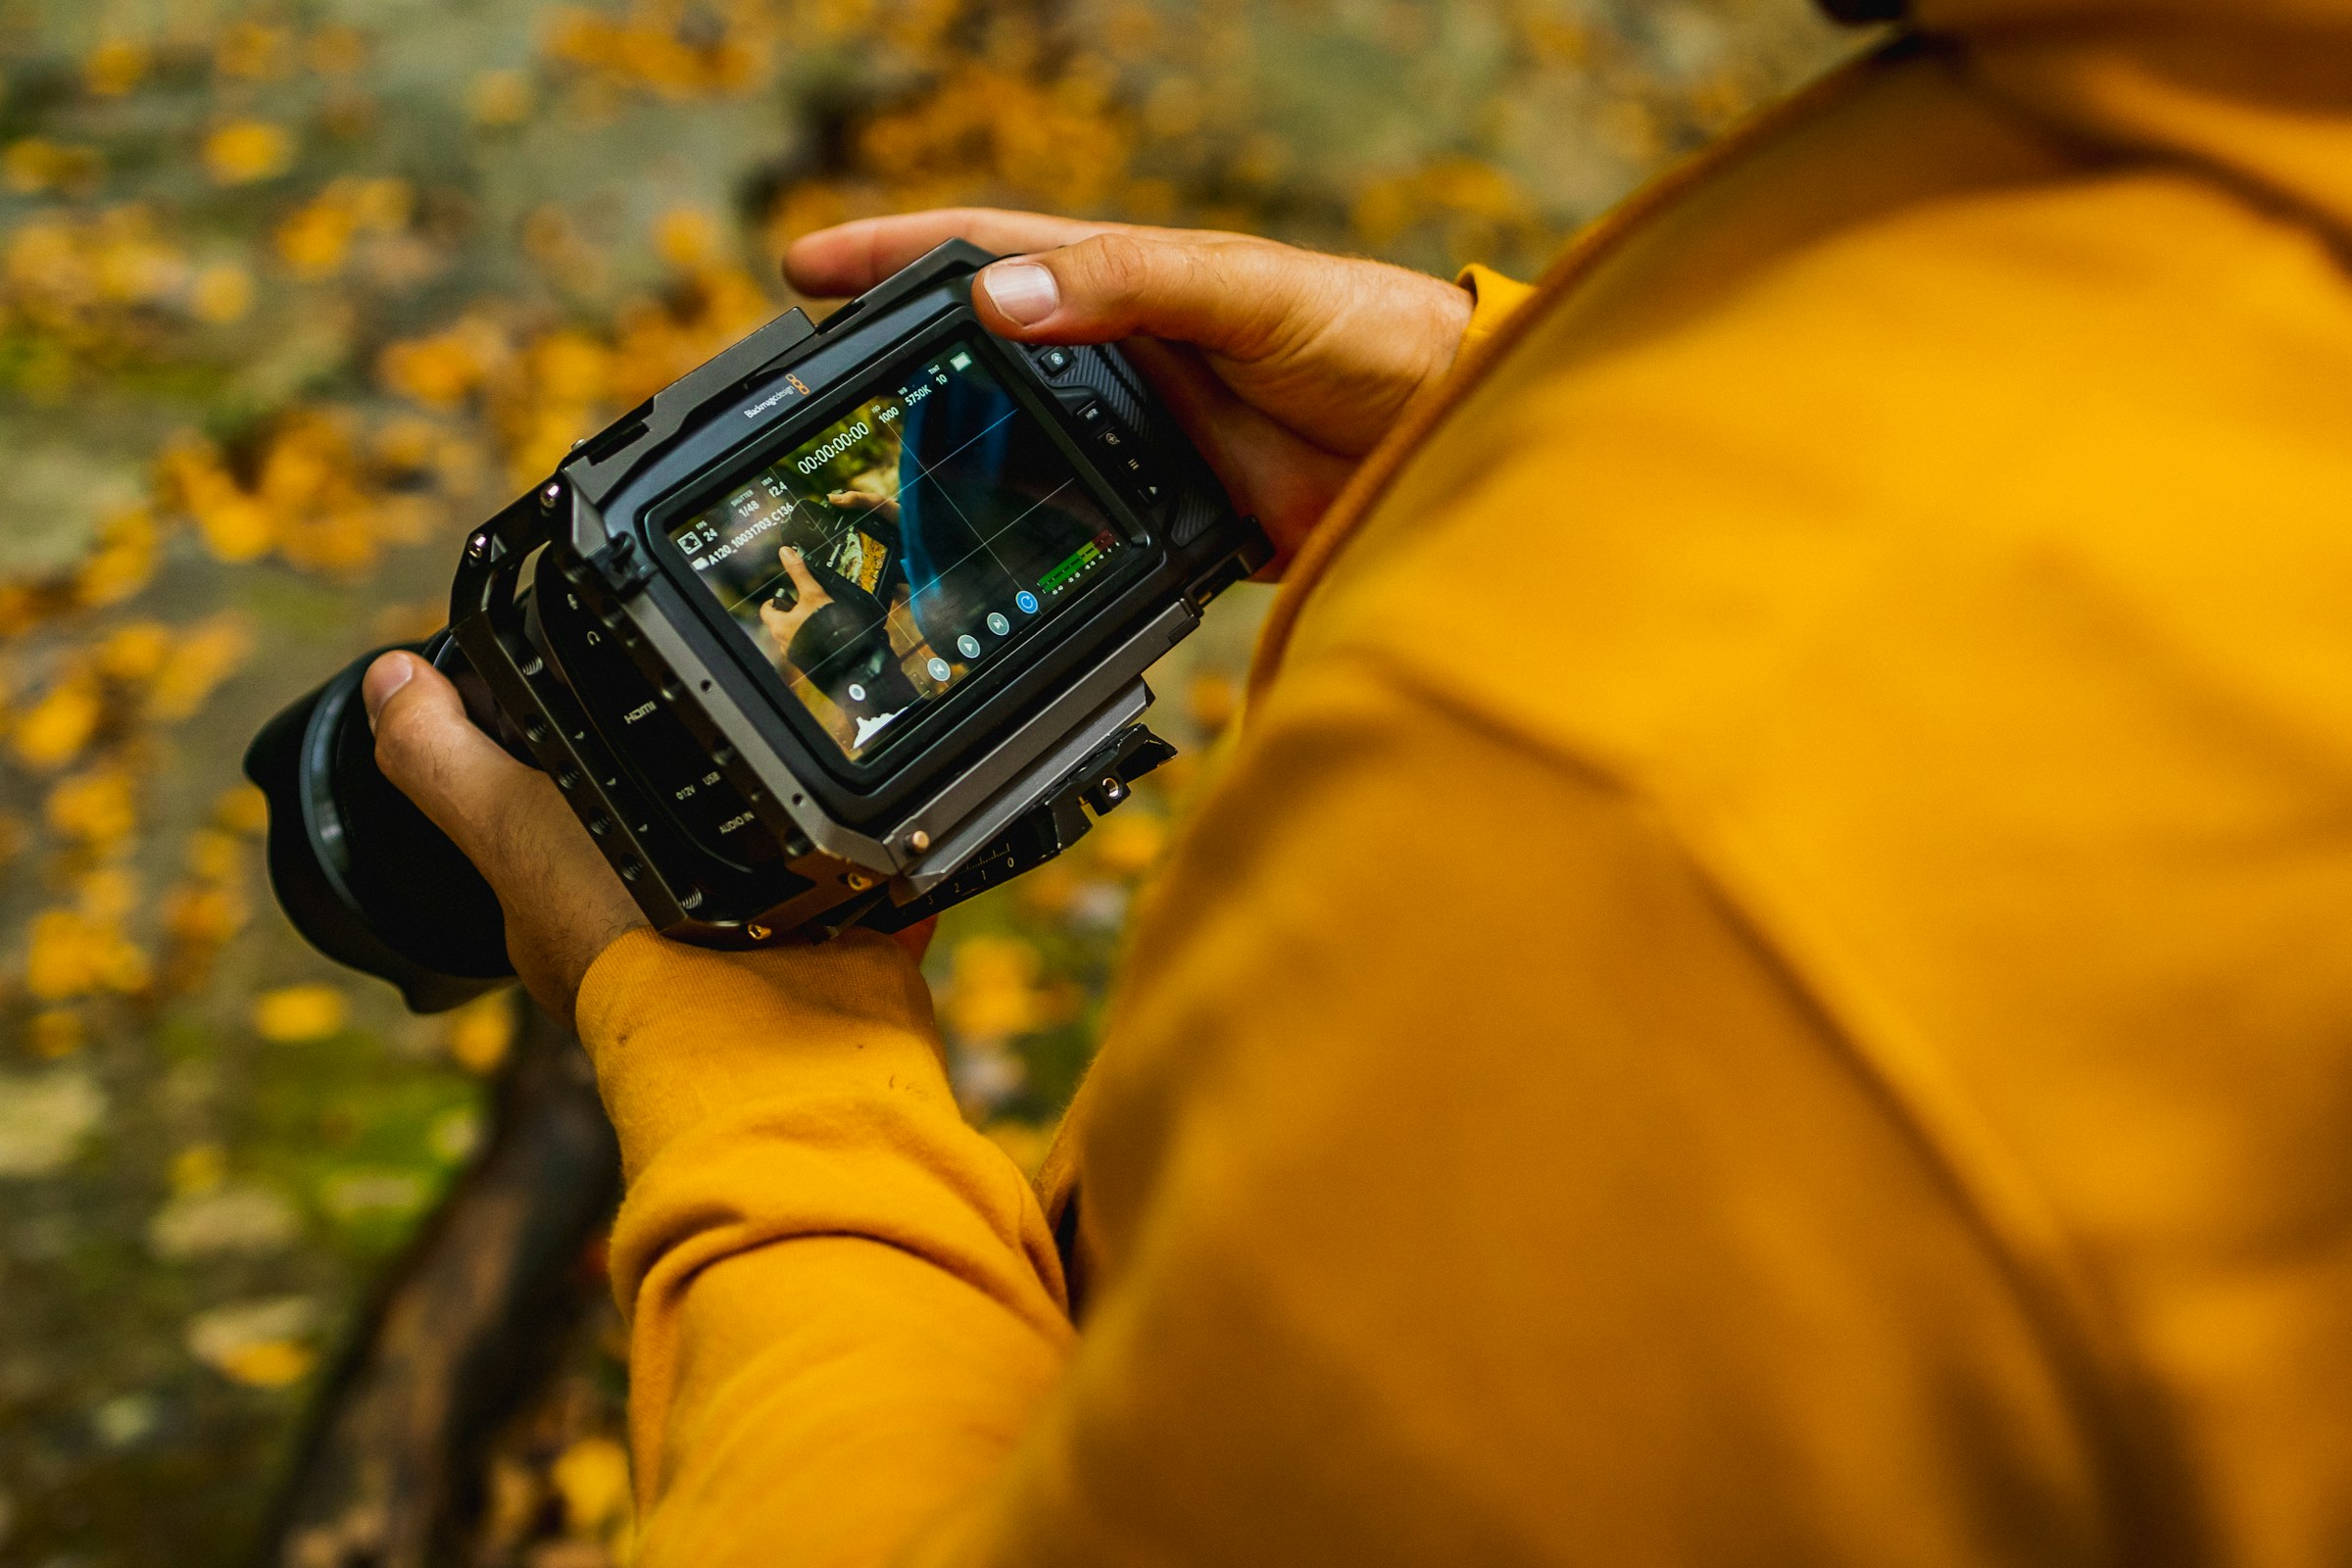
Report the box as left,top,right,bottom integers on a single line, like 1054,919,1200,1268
245,639,514,1012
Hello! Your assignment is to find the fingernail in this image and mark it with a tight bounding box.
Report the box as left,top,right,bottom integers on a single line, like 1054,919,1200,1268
982,261,1059,326
361,653,414,731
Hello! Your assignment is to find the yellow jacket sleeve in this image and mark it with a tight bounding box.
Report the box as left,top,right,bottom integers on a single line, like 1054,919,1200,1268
576,930,1073,1562
1455,262,1535,349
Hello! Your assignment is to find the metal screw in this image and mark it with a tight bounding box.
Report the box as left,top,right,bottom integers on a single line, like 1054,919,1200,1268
541,482,562,508
466,531,492,559
907,829,931,853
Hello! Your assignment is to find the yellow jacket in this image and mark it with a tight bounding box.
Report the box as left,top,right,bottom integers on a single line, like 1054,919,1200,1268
579,3,2352,1560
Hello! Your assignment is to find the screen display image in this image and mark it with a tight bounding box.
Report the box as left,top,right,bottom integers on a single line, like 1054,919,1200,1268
667,341,1130,764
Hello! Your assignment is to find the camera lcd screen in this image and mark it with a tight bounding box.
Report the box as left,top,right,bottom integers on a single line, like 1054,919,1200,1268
667,340,1131,765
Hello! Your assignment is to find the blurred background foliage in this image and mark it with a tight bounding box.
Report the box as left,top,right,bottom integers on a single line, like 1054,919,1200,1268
0,0,1852,1561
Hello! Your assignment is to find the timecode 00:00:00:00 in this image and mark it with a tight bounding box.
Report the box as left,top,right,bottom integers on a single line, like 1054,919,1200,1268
797,419,871,475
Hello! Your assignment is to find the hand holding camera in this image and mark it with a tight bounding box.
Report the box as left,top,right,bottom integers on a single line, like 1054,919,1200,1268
785,209,1478,562
758,546,833,656
255,216,1487,1025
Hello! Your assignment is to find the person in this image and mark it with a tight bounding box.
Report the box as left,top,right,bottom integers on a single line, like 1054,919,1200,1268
357,0,2352,1560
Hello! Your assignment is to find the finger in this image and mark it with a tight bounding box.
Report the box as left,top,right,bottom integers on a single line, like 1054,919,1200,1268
969,232,1338,365
364,652,539,872
785,210,1118,298
364,652,643,1024
783,208,1262,299
778,545,821,592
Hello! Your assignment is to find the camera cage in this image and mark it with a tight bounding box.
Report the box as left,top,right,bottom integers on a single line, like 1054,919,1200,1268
445,241,1267,947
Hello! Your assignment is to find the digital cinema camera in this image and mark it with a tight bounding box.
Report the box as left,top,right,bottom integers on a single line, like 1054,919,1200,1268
246,241,1267,1010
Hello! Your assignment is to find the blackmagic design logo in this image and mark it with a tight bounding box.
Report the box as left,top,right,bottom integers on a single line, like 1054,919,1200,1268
743,372,812,419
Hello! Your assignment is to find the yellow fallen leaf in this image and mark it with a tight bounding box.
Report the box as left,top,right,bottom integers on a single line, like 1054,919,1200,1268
74,507,158,608
309,25,368,75
942,934,1050,1039
252,983,349,1043
163,881,246,947
171,1142,228,1196
189,262,253,322
185,828,242,882
552,1436,632,1538
21,921,89,1005
214,22,294,81
95,620,170,683
1089,810,1165,878
214,783,269,836
469,68,534,125
146,614,254,720
12,674,103,771
78,865,138,922
654,207,718,270
216,1339,314,1388
203,120,294,186
378,324,499,409
445,991,514,1074
45,767,137,848
186,1296,318,1386
85,38,149,96
25,906,149,1001
28,1007,83,1059
275,196,355,280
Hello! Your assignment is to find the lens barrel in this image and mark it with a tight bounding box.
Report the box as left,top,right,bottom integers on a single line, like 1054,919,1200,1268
244,634,514,1012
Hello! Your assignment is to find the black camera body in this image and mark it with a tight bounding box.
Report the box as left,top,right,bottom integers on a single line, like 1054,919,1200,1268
248,241,1267,1010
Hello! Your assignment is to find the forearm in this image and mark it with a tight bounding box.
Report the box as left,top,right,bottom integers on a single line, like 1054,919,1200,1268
576,929,1073,1562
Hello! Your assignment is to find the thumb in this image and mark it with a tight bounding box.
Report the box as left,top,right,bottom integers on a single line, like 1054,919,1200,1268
778,546,824,597
363,651,534,870
973,232,1319,365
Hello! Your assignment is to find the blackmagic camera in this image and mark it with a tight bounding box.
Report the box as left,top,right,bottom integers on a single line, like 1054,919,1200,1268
247,241,1267,1010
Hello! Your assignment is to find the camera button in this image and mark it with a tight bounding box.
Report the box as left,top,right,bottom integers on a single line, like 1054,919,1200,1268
1073,401,1105,428
1036,348,1073,376
1097,426,1126,451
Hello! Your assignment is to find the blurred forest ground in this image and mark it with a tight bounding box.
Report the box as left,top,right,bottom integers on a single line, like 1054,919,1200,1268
0,0,1855,1562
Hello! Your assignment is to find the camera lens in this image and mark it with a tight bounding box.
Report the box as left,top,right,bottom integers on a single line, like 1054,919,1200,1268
244,634,514,1012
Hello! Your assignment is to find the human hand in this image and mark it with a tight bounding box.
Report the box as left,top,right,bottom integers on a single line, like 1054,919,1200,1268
758,546,833,661
827,489,900,528
784,209,1477,565
362,650,936,1026
362,650,647,1030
